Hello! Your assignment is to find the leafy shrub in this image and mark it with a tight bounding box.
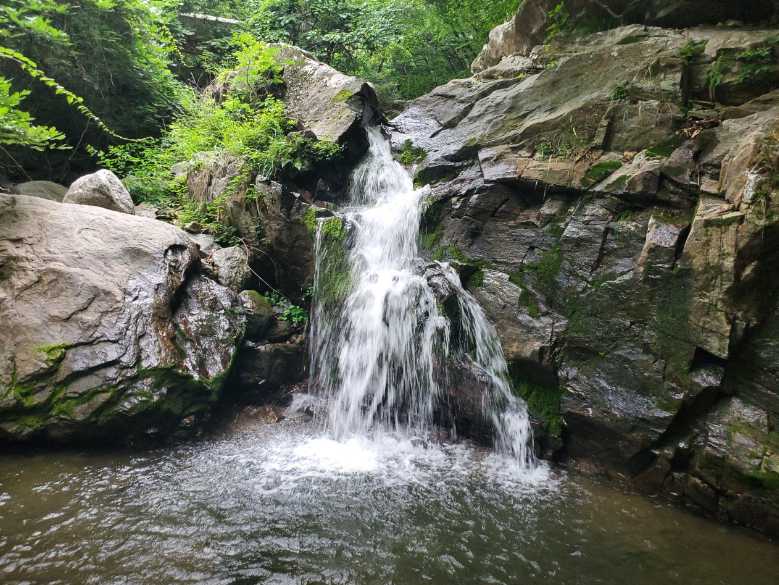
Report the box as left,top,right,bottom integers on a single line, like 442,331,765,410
97,41,341,245
0,76,64,150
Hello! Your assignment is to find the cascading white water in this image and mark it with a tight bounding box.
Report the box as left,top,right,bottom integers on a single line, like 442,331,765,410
309,123,536,470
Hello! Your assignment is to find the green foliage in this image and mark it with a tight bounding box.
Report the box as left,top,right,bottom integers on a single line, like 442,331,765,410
98,42,340,245
397,139,426,166
545,2,570,43
281,304,308,325
266,291,308,325
735,46,775,84
219,33,284,98
0,46,145,144
249,0,520,101
0,75,64,149
707,56,726,100
609,83,628,101
535,128,584,159
679,39,707,63
0,0,183,177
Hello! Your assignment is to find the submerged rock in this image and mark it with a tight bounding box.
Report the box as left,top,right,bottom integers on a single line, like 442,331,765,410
0,194,245,444
63,169,135,215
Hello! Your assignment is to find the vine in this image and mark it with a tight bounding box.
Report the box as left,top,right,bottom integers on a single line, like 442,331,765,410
0,46,146,144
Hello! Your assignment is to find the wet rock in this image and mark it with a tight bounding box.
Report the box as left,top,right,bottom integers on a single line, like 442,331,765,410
254,188,317,302
0,194,244,444
63,170,135,215
680,197,743,359
239,290,274,341
233,337,307,401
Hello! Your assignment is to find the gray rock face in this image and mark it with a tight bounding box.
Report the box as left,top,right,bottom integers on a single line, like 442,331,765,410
0,194,244,443
402,16,779,535
471,0,778,73
63,169,135,215
12,180,68,202
211,246,251,292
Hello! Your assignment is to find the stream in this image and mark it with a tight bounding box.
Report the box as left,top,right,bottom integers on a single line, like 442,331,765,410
1,415,778,585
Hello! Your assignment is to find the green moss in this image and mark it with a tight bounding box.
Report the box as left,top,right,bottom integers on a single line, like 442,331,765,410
397,139,427,166
583,160,622,188
333,89,354,103
519,288,541,318
511,245,562,299
513,381,563,437
609,84,628,102
645,135,683,159
303,206,318,235
320,216,345,240
467,269,485,289
420,229,442,250
313,216,352,307
36,343,69,366
432,244,469,263
653,268,695,381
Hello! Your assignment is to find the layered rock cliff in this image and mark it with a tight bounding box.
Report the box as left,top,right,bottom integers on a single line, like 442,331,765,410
393,5,779,535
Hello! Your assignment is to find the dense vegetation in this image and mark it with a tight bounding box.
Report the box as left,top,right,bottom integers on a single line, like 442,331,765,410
1,0,519,181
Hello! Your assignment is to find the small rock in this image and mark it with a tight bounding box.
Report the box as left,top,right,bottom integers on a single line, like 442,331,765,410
63,170,135,214
212,246,251,292
182,221,202,234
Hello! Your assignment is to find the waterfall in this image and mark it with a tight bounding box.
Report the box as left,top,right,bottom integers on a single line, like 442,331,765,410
309,123,536,470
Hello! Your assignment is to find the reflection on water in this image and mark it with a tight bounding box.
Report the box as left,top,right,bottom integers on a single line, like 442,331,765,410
0,416,776,585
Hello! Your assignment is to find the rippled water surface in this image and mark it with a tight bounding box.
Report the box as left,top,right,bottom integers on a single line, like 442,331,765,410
1,417,777,585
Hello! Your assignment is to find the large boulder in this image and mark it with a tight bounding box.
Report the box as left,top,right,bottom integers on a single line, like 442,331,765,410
63,169,135,215
274,44,378,145
0,194,245,444
11,180,68,202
